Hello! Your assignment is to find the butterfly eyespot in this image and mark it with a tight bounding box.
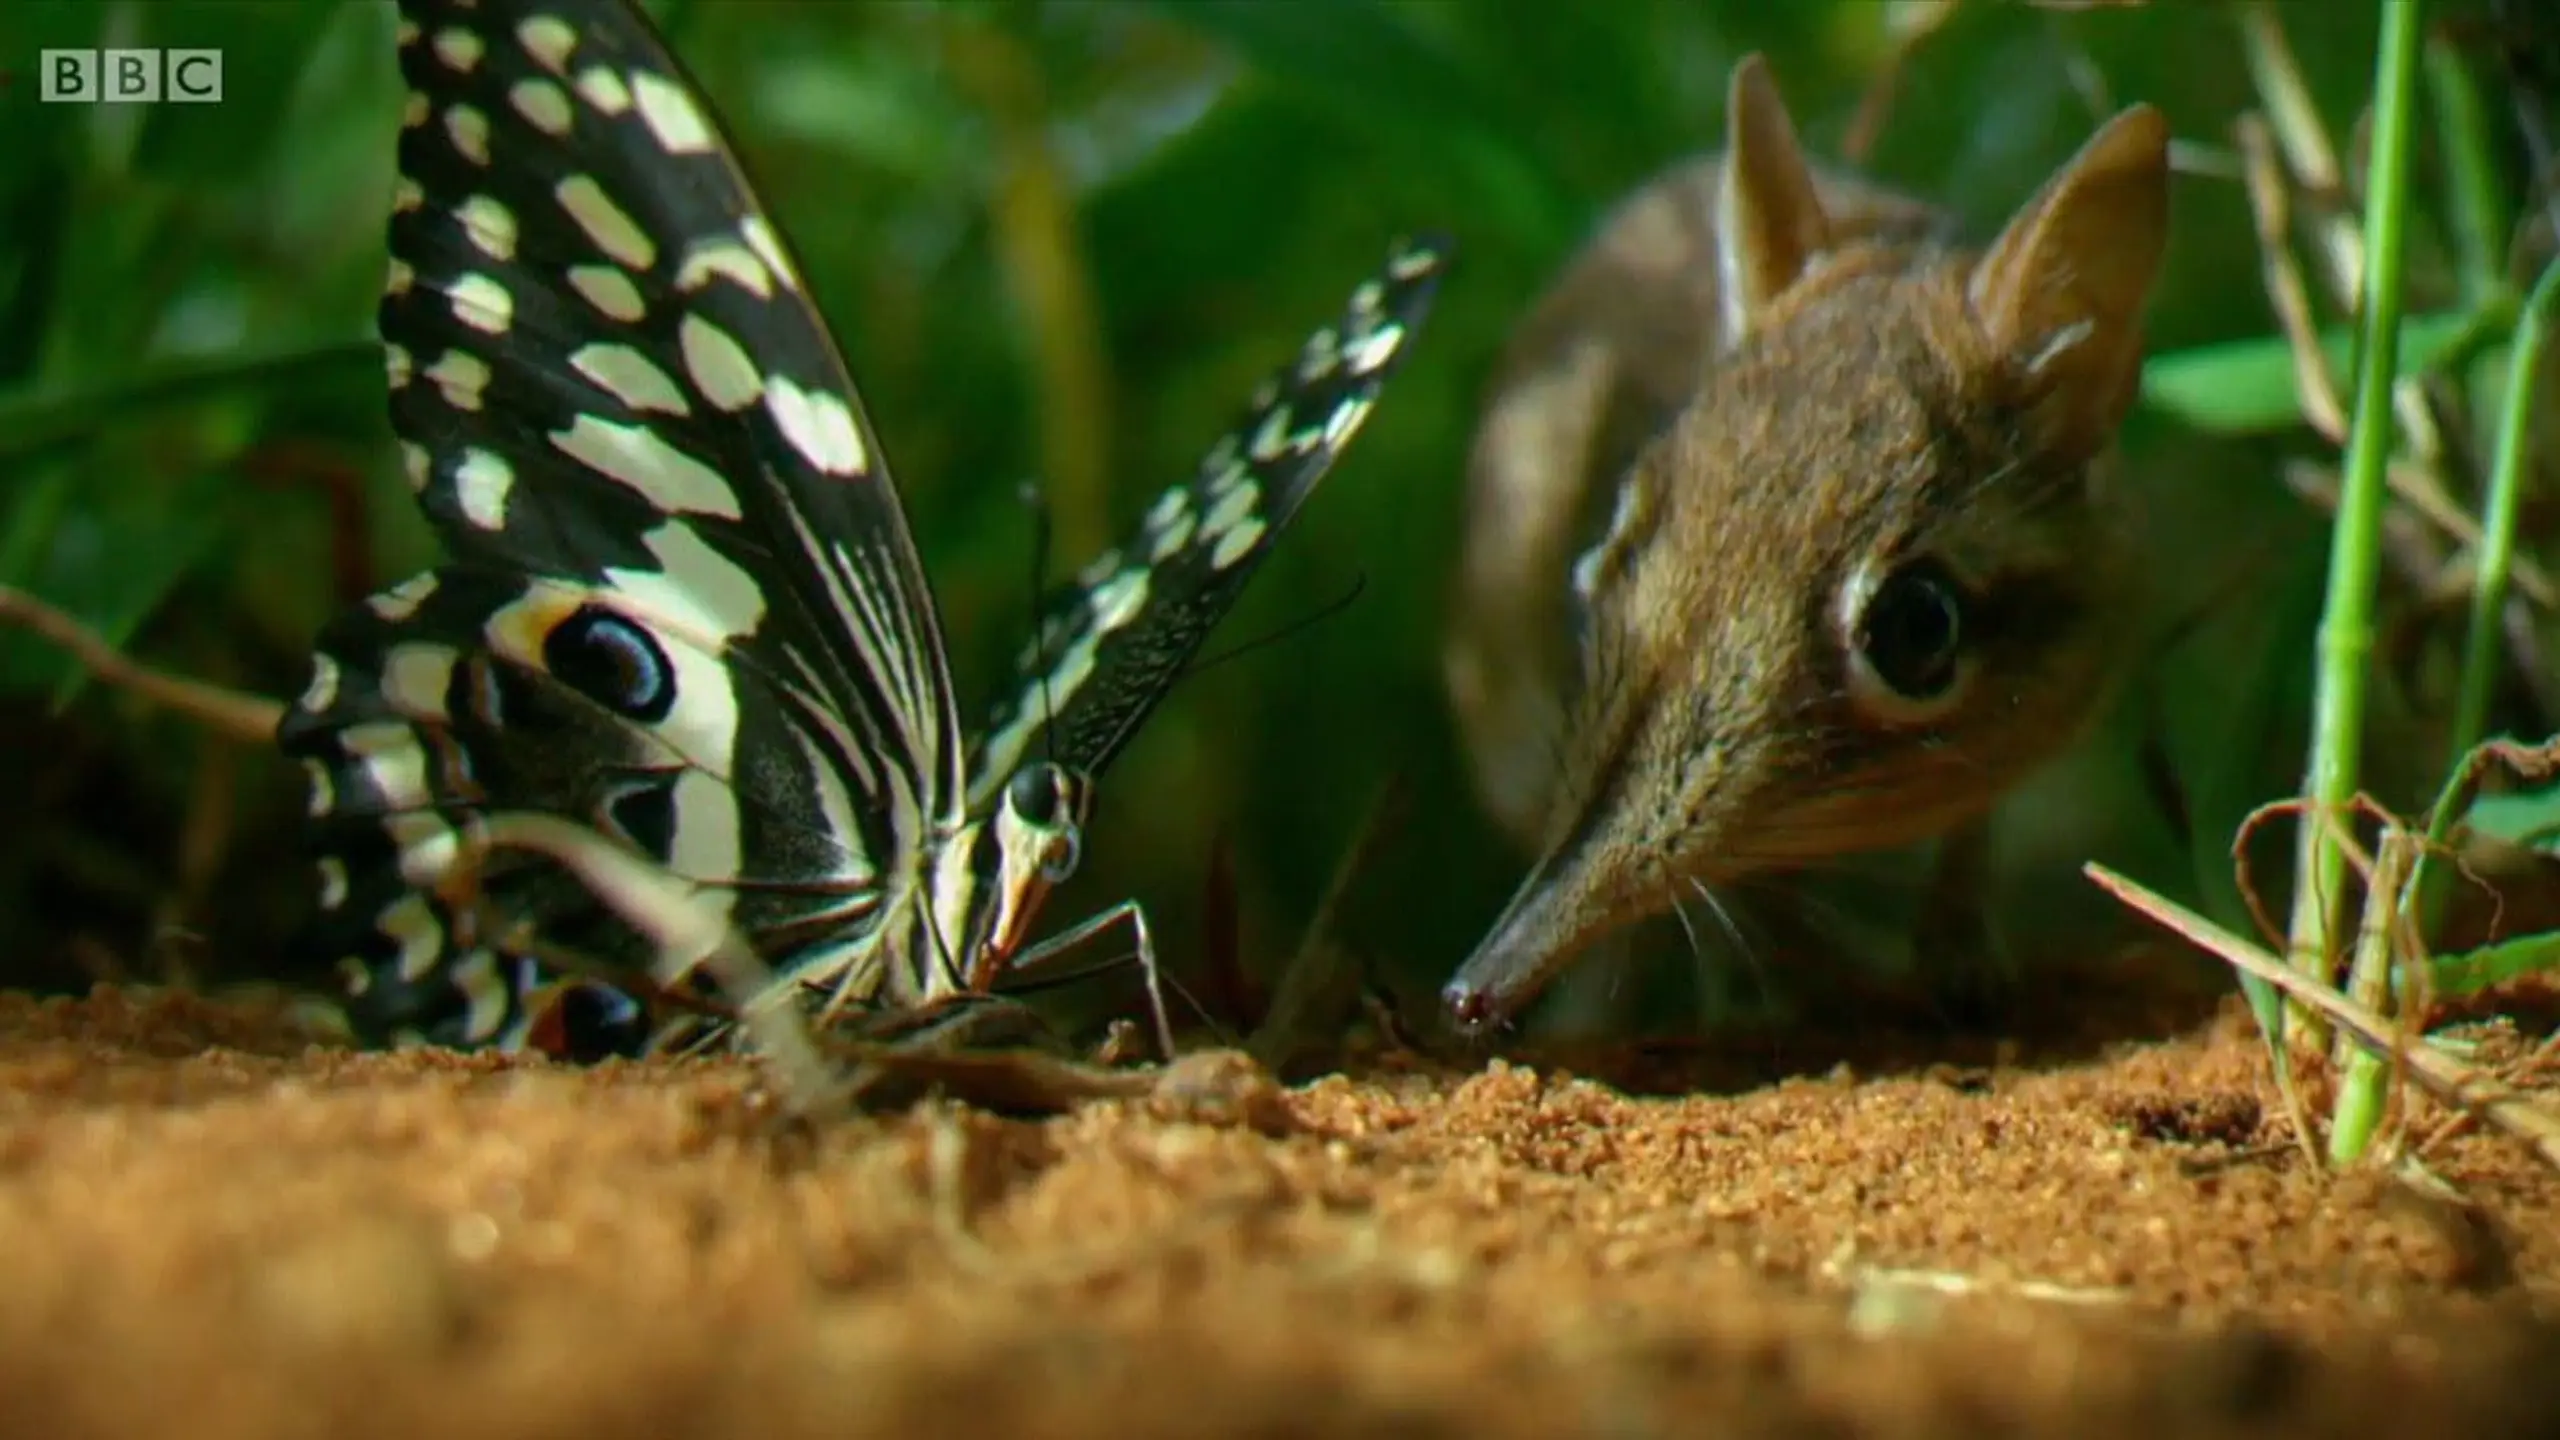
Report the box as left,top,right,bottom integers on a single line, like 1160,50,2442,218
542,606,676,722
529,981,653,1063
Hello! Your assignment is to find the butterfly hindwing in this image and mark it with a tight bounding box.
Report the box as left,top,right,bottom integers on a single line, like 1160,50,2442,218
284,555,916,1044
964,237,1450,807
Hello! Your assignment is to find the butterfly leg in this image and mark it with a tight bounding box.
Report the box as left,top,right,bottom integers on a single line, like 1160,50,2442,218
1006,899,1176,1063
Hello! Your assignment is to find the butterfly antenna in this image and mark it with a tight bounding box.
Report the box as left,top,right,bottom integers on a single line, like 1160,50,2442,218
1185,568,1371,681
1014,479,1064,765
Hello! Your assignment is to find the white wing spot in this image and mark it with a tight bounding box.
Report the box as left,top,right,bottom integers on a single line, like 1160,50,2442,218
552,415,742,518
508,77,575,137
431,27,484,73
556,175,656,270
386,258,415,296
1387,247,1438,282
575,65,632,116
516,15,577,74
1344,321,1406,375
1148,505,1198,562
1322,393,1374,448
385,343,414,391
369,571,440,621
397,441,431,492
631,70,715,154
317,857,349,911
512,14,573,73
447,272,513,335
605,521,768,643
1209,513,1267,571
1091,567,1150,630
572,342,691,416
378,895,446,984
299,653,340,713
679,314,764,411
454,951,513,1043
1076,546,1123,589
1202,479,1257,537
674,241,771,299
401,92,429,129
765,378,867,477
457,194,518,261
381,643,462,717
443,103,493,166
740,216,801,292
425,350,493,411
1248,404,1293,461
393,177,425,213
663,770,746,885
395,18,422,48
385,812,466,893
453,447,516,530
568,265,646,322
1296,326,1340,382
301,758,335,817
342,721,433,813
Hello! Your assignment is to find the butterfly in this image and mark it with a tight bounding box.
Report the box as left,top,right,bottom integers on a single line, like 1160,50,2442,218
274,0,1447,1070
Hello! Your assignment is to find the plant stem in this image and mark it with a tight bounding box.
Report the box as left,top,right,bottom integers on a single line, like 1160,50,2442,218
2282,0,2426,1018
2418,256,2560,933
2423,36,2510,311
2448,259,2560,769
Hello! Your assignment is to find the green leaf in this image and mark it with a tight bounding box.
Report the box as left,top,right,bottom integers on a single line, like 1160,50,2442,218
2426,929,2560,998
2460,784,2560,852
0,342,376,466
2140,309,2482,435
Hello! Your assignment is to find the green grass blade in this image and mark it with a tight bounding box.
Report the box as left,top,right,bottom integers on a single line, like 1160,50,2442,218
2139,311,2476,434
2285,0,2424,999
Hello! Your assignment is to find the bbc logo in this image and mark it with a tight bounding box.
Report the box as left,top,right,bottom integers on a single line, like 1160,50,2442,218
39,49,224,104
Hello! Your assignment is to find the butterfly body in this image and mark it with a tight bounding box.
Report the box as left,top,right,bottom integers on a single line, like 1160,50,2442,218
279,0,1445,1058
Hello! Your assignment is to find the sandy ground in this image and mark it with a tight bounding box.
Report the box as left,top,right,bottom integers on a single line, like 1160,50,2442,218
2,984,2557,1440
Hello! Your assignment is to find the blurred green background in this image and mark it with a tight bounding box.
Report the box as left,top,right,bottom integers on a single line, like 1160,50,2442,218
0,0,2547,1048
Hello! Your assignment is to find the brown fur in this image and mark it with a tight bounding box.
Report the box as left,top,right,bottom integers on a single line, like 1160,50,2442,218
1441,55,2171,1026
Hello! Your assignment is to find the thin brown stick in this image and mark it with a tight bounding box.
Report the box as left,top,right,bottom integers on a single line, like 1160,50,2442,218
2237,1,2361,298
0,583,282,743
2089,863,2560,1172
2237,114,2351,443
1839,0,1959,165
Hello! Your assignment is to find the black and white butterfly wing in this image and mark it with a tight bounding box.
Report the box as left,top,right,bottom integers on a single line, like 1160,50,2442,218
279,0,968,1048
964,237,1449,806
